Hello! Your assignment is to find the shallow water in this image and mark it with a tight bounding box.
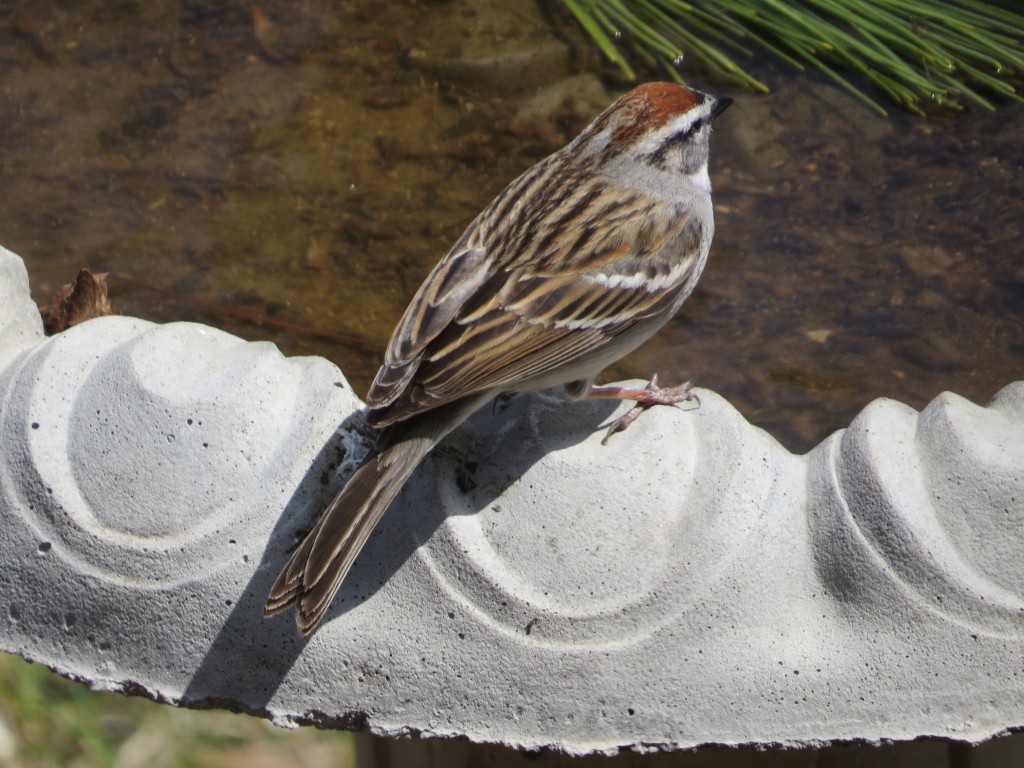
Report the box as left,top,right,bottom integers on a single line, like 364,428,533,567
2,0,1021,453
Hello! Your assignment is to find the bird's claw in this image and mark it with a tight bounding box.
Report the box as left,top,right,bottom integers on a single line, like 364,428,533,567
600,374,699,445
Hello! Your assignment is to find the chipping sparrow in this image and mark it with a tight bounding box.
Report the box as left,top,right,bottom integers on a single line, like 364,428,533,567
266,82,731,634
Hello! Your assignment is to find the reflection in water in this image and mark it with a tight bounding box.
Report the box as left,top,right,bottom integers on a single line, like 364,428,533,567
1,1,1021,453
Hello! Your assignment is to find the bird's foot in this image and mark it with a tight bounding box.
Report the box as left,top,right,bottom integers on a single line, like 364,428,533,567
588,374,699,445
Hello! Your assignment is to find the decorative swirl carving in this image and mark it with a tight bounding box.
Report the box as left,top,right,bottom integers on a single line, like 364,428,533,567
809,386,1024,636
0,315,360,588
408,387,791,648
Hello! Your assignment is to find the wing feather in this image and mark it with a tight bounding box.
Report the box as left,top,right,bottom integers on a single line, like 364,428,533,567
366,236,490,409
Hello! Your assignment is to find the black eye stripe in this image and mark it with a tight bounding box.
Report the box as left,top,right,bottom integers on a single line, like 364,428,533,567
644,115,709,169
672,117,707,146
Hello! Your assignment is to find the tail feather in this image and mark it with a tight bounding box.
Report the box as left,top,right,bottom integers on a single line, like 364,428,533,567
264,433,434,634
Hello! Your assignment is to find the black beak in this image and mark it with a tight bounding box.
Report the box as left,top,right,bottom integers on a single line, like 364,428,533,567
712,96,733,120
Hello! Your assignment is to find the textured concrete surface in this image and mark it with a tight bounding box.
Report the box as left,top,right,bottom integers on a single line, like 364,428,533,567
0,244,44,370
1,243,1023,756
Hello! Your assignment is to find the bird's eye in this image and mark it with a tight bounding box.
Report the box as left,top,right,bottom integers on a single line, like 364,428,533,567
672,118,707,146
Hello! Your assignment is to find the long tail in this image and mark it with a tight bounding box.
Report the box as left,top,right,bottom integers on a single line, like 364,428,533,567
264,425,437,634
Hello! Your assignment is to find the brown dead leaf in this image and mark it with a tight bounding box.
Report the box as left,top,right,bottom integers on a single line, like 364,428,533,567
41,269,114,334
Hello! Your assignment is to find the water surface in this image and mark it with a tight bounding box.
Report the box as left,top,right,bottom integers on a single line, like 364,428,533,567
2,0,1021,453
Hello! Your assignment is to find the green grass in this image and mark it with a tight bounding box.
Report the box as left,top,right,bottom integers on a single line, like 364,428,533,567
0,653,354,768
562,0,1024,114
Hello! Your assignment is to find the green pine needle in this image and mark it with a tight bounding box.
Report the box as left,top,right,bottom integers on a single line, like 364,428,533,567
562,0,1024,114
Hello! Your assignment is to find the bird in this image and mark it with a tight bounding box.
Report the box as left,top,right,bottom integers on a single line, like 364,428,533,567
265,82,731,634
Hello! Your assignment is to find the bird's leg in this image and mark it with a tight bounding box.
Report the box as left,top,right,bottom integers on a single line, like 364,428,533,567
587,374,699,445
